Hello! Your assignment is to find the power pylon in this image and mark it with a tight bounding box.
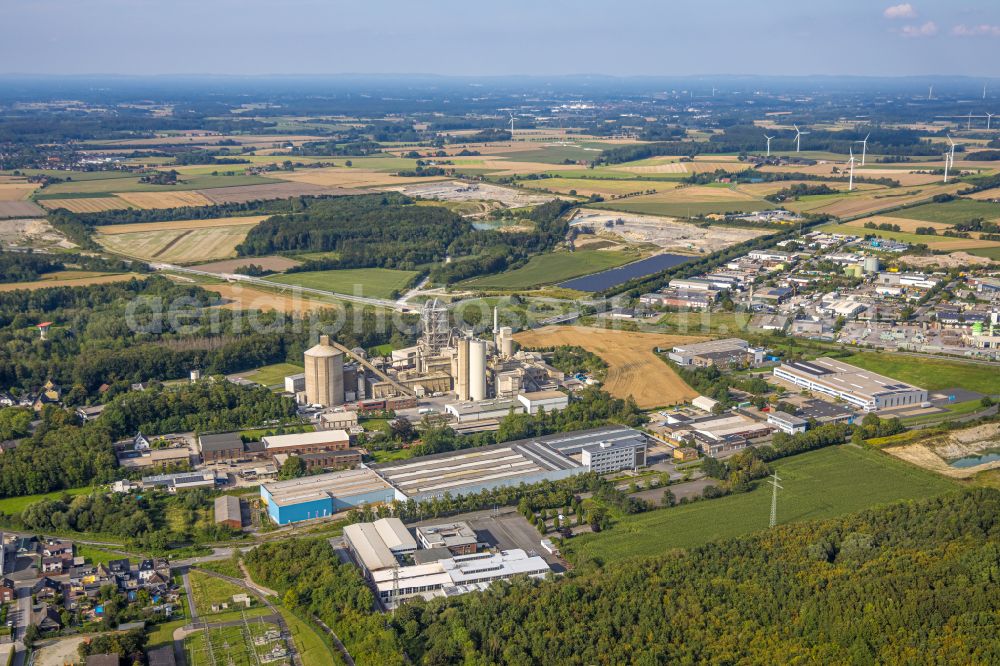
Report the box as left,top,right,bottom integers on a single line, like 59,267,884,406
768,472,783,528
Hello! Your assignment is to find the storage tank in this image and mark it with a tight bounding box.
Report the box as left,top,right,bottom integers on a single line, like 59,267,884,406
863,256,880,274
304,335,344,407
500,327,514,357
455,338,471,401
469,340,488,401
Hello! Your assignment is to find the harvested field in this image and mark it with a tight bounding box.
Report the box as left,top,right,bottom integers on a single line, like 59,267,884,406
114,190,214,209
190,255,301,274
97,224,258,263
572,208,768,254
845,215,953,233
384,180,554,207
38,197,129,213
885,423,1000,479
0,200,46,218
964,188,1000,201
0,178,37,200
793,182,964,218
521,178,678,198
0,272,144,292
95,215,270,235
618,161,688,175
272,167,445,189
195,181,352,204
759,163,944,186
206,283,343,314
513,325,706,408
733,180,876,197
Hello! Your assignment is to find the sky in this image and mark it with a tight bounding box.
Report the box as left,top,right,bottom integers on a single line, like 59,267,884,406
2,0,999,77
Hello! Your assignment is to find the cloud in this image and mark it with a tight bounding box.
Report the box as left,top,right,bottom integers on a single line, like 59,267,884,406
900,21,938,37
952,24,1000,37
884,3,917,19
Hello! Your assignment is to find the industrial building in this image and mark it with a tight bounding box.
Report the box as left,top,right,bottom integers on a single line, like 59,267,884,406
199,432,245,463
516,390,569,414
373,441,584,501
668,338,764,369
304,335,344,407
262,430,351,456
343,517,418,575
415,522,478,555
445,398,524,423
284,373,305,394
141,471,221,492
371,549,550,607
767,410,808,435
773,357,927,411
660,413,774,457
260,469,399,525
581,439,646,473
535,425,648,472
320,411,359,430
214,495,243,530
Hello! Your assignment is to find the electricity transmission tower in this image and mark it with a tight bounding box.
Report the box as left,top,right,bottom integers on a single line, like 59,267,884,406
768,472,783,528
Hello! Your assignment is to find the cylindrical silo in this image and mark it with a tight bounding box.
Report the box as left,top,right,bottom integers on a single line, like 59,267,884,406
469,339,487,401
456,338,470,401
304,334,344,406
499,327,514,357
863,256,880,274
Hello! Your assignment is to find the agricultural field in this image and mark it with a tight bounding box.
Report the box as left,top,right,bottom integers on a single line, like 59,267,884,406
35,173,276,196
205,283,344,314
190,255,301,274
271,166,445,189
566,445,957,562
386,180,554,207
196,181,347,204
38,197,130,213
965,246,1000,260
889,198,1000,224
96,219,261,264
513,326,706,408
0,176,37,200
787,182,964,218
462,249,638,290
589,184,771,218
114,190,215,209
266,267,419,299
842,352,1000,396
0,200,46,218
521,177,678,198
843,215,953,233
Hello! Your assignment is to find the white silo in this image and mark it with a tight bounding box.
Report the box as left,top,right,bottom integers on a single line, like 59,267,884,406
863,256,880,274
455,338,471,401
304,335,344,407
499,326,514,357
469,339,488,401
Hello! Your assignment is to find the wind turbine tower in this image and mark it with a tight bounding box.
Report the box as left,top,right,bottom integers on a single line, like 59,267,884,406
768,472,783,529
856,132,870,166
848,147,856,191
967,111,974,130
508,112,515,134
928,85,933,100
987,112,995,130
793,125,809,152
764,134,774,157
943,150,950,183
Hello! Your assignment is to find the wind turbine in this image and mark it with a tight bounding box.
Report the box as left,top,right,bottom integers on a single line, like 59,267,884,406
987,112,995,130
793,125,809,152
855,132,870,166
508,112,515,134
985,83,988,100
967,111,975,130
848,147,855,191
764,134,775,157
928,85,934,100
948,135,957,165
943,150,950,183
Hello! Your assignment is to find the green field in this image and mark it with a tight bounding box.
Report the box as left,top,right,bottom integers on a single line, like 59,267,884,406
566,445,957,562
965,246,1000,260
238,362,304,388
842,352,1000,395
266,267,419,299
0,486,93,515
189,570,251,616
591,198,771,218
462,250,637,290
892,198,1000,224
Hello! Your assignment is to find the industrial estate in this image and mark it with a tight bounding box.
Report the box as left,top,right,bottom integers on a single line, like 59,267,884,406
1,3,1000,660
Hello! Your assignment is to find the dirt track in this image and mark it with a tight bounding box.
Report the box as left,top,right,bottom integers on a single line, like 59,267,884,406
514,325,707,408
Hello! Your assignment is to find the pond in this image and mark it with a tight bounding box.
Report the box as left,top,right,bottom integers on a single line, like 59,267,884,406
949,449,1000,468
558,253,692,292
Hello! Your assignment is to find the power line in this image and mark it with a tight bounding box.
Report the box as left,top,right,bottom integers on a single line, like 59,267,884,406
768,472,783,529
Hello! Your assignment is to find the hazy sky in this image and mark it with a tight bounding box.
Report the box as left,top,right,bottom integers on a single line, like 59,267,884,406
2,0,999,77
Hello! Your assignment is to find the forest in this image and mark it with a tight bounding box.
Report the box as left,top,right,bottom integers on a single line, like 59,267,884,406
388,488,999,665
237,194,471,270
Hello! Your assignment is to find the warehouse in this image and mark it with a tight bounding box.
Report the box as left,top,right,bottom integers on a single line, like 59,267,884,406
343,517,418,575
535,425,648,473
444,398,524,423
260,469,398,524
773,357,927,411
199,432,245,463
668,338,764,368
214,495,243,530
767,410,808,435
262,430,350,456
372,440,584,501
516,390,569,415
